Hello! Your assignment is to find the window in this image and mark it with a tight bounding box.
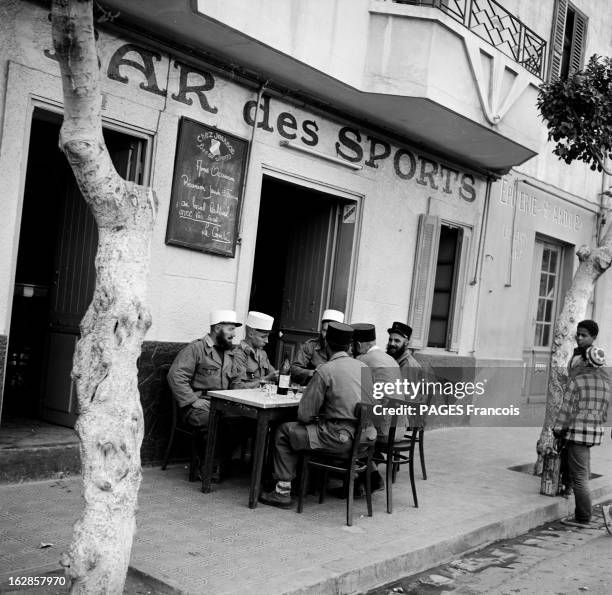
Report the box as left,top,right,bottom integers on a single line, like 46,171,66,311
408,215,471,351
549,0,587,80
532,241,563,348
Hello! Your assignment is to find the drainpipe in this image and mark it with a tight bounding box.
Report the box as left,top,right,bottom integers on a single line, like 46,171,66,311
232,82,268,311
470,176,492,286
505,178,519,287
469,176,492,357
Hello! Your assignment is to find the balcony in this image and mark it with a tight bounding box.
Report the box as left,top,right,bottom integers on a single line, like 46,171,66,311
391,0,547,78
102,0,547,172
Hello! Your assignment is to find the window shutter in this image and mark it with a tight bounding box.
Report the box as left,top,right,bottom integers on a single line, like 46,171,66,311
448,228,471,353
549,0,568,80
408,214,440,349
569,10,587,75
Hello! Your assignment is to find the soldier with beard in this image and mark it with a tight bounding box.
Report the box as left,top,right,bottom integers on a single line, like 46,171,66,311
386,322,423,384
168,309,242,428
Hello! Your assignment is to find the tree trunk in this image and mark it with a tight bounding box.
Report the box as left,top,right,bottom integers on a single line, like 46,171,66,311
536,220,612,467
51,1,158,592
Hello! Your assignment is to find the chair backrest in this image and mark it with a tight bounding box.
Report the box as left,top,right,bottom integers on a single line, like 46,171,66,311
351,402,374,460
379,396,425,444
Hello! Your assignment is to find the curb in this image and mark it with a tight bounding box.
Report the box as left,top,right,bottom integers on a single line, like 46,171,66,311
126,483,612,595
127,565,183,594
262,484,612,595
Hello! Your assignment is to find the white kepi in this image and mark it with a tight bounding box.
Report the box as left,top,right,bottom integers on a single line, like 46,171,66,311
321,309,344,323
246,311,274,331
210,309,242,327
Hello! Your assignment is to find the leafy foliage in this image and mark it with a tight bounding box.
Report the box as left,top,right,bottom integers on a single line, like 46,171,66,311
537,55,612,171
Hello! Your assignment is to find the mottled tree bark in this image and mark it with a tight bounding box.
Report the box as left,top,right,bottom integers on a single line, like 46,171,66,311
51,1,157,592
536,221,612,468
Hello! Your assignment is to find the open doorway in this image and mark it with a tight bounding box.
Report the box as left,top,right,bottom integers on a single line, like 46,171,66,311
250,175,358,367
3,108,147,428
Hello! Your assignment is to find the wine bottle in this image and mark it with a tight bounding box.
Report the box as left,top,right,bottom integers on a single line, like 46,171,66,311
277,357,291,395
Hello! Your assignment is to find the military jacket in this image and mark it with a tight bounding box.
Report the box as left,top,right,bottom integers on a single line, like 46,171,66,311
291,337,329,385
168,334,240,408
358,346,407,439
233,340,276,388
297,352,375,449
396,349,424,385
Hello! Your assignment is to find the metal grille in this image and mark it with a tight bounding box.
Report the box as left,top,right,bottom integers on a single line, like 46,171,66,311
391,0,547,78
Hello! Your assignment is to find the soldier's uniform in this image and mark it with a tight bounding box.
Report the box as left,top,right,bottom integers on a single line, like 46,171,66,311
168,334,240,427
396,349,424,385
290,338,329,385
233,340,276,388
290,308,345,385
260,322,375,507
358,344,407,439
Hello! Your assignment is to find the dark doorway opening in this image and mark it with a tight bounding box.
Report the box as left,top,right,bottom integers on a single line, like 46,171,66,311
250,175,356,367
3,108,146,428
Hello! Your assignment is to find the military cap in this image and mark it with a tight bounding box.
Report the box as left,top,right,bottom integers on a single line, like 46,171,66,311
351,323,376,342
387,321,413,340
322,309,345,323
326,321,354,345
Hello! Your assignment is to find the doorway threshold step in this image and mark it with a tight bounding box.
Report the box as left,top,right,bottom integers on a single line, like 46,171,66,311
0,443,80,484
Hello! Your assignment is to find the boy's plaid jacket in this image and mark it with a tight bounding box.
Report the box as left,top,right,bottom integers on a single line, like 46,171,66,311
554,367,611,446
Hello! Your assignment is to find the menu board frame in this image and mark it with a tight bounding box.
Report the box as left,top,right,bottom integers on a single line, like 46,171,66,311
165,118,249,257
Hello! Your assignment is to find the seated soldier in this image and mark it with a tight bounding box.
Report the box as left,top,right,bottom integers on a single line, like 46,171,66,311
167,309,242,477
259,322,375,508
290,309,345,385
233,311,278,388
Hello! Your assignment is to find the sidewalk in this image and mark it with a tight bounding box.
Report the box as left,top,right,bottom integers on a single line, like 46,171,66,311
1,426,611,594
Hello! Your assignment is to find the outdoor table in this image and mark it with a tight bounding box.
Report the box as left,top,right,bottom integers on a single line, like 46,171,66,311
201,388,301,508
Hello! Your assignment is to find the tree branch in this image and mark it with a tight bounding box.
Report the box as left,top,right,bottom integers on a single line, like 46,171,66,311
51,0,126,213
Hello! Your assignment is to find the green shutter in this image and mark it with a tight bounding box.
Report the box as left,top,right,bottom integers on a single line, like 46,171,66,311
408,214,440,349
549,0,568,80
569,9,588,74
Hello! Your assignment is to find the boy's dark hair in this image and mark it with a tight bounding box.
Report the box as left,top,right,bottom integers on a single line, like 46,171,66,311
577,319,599,337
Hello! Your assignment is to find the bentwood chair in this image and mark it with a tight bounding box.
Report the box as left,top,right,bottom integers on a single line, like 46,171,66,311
159,363,203,482
297,403,375,526
373,397,424,513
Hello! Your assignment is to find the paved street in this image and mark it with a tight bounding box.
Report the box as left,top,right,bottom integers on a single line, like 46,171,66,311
1,427,612,594
370,502,612,595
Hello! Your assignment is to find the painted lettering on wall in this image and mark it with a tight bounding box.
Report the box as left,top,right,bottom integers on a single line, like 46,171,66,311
500,180,582,231
45,41,477,203
502,225,527,260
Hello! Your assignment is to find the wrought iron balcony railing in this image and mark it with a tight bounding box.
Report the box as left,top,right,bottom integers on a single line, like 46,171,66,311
391,0,547,78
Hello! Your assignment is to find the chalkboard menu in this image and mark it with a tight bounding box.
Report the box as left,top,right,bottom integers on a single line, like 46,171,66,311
165,118,249,257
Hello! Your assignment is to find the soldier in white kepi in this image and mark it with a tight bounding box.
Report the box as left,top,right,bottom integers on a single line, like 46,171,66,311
290,309,345,385
167,309,243,480
168,309,242,428
233,311,278,388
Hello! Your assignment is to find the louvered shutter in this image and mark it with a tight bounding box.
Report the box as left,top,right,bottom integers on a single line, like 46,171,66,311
569,10,588,75
448,228,471,352
549,0,568,80
408,214,441,349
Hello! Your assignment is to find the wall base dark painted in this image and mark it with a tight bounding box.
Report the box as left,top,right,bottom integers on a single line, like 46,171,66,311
138,340,187,465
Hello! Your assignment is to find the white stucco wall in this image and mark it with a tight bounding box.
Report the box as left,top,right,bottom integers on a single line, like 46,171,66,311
0,2,486,359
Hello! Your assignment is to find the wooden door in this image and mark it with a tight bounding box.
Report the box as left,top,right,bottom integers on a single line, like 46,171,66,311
276,200,334,364
40,130,145,426
275,200,357,365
